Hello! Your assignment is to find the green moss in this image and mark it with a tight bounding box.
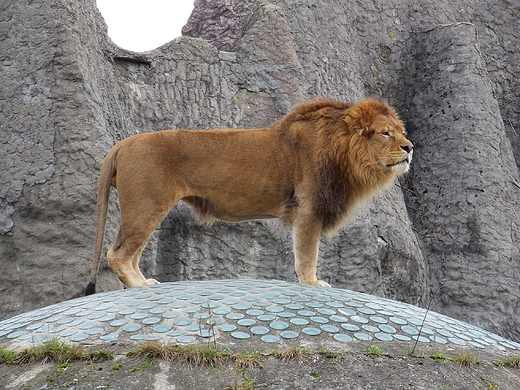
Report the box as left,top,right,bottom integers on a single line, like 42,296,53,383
318,349,343,359
430,352,448,362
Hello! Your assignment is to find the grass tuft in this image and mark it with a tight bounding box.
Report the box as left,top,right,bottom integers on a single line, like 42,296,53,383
0,347,18,365
480,375,499,390
17,340,83,365
453,353,479,368
0,340,113,366
127,341,233,367
235,351,264,370
225,369,257,390
494,356,520,368
366,345,384,357
127,342,310,369
270,346,308,363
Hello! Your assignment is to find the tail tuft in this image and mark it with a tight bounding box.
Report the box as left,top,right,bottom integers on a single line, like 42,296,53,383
85,282,96,296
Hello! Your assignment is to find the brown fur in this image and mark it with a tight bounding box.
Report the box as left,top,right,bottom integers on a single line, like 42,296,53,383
85,98,413,294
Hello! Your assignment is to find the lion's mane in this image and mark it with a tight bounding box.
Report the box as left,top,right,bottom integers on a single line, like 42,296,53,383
273,98,405,234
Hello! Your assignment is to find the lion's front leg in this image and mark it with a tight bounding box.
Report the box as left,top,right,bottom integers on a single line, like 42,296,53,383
131,244,160,286
292,216,331,288
133,262,160,286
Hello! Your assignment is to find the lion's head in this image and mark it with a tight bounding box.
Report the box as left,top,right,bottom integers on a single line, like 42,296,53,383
343,98,413,182
276,98,413,234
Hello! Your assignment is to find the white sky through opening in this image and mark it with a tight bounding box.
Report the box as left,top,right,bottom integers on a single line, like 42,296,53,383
96,0,195,52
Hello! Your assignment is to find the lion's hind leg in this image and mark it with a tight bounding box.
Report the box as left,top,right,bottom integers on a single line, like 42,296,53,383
107,234,150,288
108,197,175,288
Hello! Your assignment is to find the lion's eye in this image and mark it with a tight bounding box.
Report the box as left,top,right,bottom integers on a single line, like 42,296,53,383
381,132,390,137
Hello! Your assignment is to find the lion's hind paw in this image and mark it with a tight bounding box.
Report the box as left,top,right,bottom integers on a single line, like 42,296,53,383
144,278,160,286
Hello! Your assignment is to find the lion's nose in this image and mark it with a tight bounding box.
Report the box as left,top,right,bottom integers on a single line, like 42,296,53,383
401,144,413,153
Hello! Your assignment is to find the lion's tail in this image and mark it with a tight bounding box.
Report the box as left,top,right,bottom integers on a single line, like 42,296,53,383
85,147,117,295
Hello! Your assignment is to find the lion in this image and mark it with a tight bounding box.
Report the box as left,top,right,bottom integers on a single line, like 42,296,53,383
85,98,413,295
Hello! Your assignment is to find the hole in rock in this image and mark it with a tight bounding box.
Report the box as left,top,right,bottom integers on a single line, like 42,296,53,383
96,0,194,52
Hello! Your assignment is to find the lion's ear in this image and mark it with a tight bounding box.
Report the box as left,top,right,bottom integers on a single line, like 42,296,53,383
342,111,359,129
343,106,373,132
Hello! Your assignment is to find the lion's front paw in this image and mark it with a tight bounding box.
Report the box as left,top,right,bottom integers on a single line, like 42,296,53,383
301,279,331,288
144,278,160,286
313,279,331,288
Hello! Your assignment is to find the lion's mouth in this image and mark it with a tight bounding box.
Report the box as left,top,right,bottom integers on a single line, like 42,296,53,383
387,157,409,167
386,153,412,174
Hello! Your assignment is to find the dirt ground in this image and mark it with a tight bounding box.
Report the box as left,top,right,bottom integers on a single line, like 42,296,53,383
1,341,519,390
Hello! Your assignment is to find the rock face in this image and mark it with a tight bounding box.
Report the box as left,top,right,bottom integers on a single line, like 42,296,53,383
0,0,519,341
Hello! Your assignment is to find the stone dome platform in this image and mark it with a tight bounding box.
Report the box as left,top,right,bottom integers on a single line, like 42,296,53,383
1,279,519,352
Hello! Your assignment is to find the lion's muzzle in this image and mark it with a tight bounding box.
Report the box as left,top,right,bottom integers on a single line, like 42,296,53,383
390,148,413,174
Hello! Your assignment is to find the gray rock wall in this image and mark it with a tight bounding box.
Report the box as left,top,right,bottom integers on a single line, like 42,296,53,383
0,0,519,341
403,23,520,340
